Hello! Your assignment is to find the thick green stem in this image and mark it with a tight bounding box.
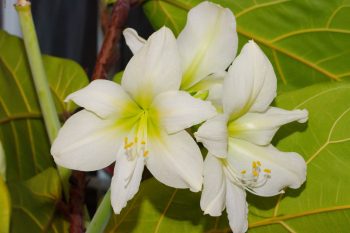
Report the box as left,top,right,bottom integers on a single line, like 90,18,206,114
86,190,112,233
15,1,70,198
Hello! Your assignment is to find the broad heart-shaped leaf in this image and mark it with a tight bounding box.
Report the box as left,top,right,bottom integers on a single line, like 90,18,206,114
143,0,350,91
0,30,88,231
8,168,68,233
0,29,88,182
106,81,350,232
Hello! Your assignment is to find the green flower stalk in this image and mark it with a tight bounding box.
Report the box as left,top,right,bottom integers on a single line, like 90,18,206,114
85,190,112,233
15,0,70,197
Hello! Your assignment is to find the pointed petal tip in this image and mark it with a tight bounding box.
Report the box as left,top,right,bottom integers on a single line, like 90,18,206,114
123,27,146,54
297,109,309,123
64,92,74,103
111,202,123,215
156,26,174,37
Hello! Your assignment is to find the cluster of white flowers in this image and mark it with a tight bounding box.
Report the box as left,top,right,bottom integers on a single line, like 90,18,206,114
51,2,308,232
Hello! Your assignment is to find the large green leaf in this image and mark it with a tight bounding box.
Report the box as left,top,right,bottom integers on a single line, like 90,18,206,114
106,81,350,232
0,29,88,182
0,29,88,232
8,168,66,233
143,0,350,91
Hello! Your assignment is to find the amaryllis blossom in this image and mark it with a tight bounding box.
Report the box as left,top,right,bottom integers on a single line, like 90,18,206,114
51,27,216,213
123,1,238,105
195,41,308,233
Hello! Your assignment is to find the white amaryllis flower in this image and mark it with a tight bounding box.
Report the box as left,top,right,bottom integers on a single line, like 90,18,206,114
51,27,216,214
123,1,238,105
195,41,308,233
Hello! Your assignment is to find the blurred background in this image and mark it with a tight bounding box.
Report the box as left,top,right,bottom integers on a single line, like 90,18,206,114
1,0,153,76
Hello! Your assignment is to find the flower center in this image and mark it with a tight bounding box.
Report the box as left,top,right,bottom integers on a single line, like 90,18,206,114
222,159,272,194
124,111,150,161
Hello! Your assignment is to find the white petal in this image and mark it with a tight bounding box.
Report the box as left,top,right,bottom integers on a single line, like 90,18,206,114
227,139,306,196
200,154,226,216
146,130,203,192
229,107,308,145
65,80,139,118
152,90,216,134
122,27,182,108
123,28,146,54
178,1,238,90
207,81,224,109
111,149,144,214
195,114,228,158
225,180,248,233
51,110,126,171
224,41,277,118
189,72,226,108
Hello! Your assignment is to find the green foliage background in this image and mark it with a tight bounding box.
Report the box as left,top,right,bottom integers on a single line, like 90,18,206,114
0,30,88,232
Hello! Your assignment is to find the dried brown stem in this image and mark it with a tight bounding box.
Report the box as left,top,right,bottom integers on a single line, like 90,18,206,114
92,0,131,80
69,171,86,233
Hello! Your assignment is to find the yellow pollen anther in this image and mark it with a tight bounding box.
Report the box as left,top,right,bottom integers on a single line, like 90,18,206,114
253,170,259,177
141,141,146,145
143,150,149,157
257,161,261,166
124,142,134,149
241,170,246,174
252,162,257,168
264,169,271,174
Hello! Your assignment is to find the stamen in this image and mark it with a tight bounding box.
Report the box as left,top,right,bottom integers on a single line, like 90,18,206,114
264,169,271,174
124,136,148,161
223,160,272,195
125,142,134,149
252,161,257,168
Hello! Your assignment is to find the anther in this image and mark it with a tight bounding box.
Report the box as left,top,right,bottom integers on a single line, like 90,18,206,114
143,150,149,157
252,161,257,168
241,170,246,174
125,142,134,149
263,169,271,174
